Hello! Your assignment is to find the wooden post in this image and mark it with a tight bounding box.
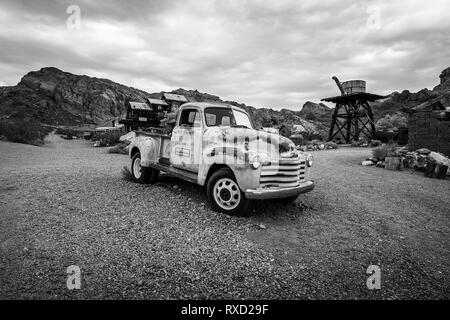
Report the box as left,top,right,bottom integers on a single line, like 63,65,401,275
365,101,377,140
346,109,352,142
328,103,340,141
354,102,360,141
385,157,402,171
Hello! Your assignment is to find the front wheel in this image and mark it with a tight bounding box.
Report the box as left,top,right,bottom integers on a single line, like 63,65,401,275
131,152,159,184
206,168,252,216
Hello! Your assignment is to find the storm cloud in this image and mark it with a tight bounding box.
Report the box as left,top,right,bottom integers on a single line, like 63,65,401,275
0,0,449,109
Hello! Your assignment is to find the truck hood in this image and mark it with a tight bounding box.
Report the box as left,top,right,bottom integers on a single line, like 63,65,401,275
203,127,302,161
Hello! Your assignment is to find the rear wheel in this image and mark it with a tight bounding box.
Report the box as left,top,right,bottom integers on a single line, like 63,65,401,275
131,152,159,184
206,168,252,216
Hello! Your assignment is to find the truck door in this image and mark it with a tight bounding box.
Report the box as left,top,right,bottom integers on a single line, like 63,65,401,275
170,108,202,173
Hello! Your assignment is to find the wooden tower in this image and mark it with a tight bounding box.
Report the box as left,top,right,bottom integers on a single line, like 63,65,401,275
322,76,385,142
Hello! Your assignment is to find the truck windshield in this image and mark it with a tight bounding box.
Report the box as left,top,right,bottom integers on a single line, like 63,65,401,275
204,107,253,129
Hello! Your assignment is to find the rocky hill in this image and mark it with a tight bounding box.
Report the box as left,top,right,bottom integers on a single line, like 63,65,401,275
0,67,155,125
372,67,450,119
0,68,328,136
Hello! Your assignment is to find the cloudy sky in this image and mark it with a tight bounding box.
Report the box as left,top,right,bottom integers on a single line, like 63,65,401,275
0,0,449,109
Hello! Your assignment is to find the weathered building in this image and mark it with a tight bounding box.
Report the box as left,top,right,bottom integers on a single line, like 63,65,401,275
120,98,174,132
120,101,154,132
161,93,188,112
408,99,450,156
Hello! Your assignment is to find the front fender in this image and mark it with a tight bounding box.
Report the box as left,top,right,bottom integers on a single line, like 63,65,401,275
198,145,261,190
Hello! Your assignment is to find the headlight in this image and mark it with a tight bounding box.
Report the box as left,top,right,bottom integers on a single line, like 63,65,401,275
306,154,314,167
251,161,261,169
250,155,261,169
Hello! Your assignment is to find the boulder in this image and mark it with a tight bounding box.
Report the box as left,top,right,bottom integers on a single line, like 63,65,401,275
427,152,450,166
416,148,431,155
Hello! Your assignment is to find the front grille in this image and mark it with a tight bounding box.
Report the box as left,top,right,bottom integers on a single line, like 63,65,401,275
260,158,306,188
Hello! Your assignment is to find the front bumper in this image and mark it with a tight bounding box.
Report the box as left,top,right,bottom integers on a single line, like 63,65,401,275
245,181,315,200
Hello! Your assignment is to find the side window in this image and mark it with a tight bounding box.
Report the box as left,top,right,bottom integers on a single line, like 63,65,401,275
205,113,216,126
221,116,231,126
179,109,201,127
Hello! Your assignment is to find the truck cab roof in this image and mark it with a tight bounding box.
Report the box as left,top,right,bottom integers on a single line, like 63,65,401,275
180,102,248,114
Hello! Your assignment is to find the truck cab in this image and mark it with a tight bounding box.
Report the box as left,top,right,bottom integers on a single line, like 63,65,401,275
129,102,314,215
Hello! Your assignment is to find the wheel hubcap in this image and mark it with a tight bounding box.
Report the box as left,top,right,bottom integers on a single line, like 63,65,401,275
133,158,142,179
213,178,241,210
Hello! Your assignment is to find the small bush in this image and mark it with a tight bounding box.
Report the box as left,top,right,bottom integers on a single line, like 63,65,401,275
0,119,51,145
121,166,134,182
369,139,382,147
372,144,399,161
93,131,122,146
376,112,408,131
372,146,387,161
55,127,80,137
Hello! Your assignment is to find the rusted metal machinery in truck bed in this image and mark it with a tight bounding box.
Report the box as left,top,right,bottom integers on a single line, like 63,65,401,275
128,102,315,215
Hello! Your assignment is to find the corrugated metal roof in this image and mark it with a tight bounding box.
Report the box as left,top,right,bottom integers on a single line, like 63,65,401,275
129,102,151,111
162,93,188,102
147,98,168,106
413,99,447,111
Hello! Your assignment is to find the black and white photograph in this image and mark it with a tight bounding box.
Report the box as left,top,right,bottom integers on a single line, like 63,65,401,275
0,0,449,309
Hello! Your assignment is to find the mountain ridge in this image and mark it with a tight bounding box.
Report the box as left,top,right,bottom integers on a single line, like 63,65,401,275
1,66,449,139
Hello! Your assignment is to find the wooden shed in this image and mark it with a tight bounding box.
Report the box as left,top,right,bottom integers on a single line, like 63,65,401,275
161,93,188,113
120,101,154,132
407,99,450,156
120,98,173,132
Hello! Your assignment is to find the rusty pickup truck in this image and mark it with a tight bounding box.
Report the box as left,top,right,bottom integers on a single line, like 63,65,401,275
129,102,314,215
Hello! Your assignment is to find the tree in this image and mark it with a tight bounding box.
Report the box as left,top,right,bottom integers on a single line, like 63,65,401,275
375,112,408,131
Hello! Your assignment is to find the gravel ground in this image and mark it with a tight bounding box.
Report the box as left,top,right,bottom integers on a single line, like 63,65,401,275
0,134,449,299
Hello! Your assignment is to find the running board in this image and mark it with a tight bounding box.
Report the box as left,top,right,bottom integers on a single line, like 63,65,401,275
149,163,198,184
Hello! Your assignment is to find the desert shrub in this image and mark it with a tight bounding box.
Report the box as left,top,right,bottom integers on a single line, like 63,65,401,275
121,166,134,182
372,143,399,161
375,112,408,131
0,119,51,145
351,140,363,147
372,146,387,161
325,141,338,149
369,139,382,147
55,127,80,137
351,139,370,147
93,131,122,146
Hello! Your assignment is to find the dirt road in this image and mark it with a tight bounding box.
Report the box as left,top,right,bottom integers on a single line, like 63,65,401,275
0,135,449,299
